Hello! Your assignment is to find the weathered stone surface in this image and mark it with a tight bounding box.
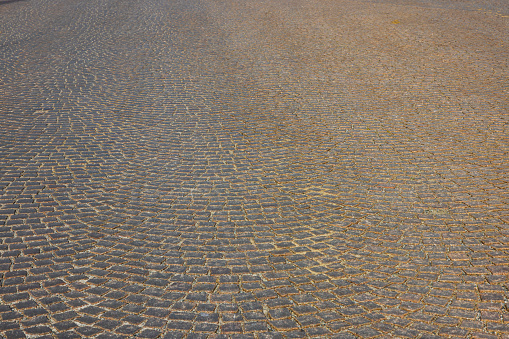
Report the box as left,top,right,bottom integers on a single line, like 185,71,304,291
0,0,508,337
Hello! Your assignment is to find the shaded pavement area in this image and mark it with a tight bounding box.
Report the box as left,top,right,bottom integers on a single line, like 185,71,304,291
0,0,508,337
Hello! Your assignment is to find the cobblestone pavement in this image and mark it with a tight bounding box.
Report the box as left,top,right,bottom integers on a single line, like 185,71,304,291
1,0,508,337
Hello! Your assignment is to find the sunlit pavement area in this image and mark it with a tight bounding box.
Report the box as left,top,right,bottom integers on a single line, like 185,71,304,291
1,0,508,337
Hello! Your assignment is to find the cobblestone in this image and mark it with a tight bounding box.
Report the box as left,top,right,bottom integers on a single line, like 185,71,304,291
1,0,508,337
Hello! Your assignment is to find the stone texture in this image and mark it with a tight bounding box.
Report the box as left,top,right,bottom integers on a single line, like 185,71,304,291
0,0,508,337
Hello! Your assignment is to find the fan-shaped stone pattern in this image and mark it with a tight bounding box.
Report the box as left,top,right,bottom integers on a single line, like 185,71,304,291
1,0,508,337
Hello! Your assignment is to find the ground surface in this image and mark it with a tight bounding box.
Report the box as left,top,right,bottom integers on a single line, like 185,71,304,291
0,0,508,337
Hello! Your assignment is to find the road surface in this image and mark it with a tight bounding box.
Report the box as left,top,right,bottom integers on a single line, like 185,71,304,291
1,0,508,337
